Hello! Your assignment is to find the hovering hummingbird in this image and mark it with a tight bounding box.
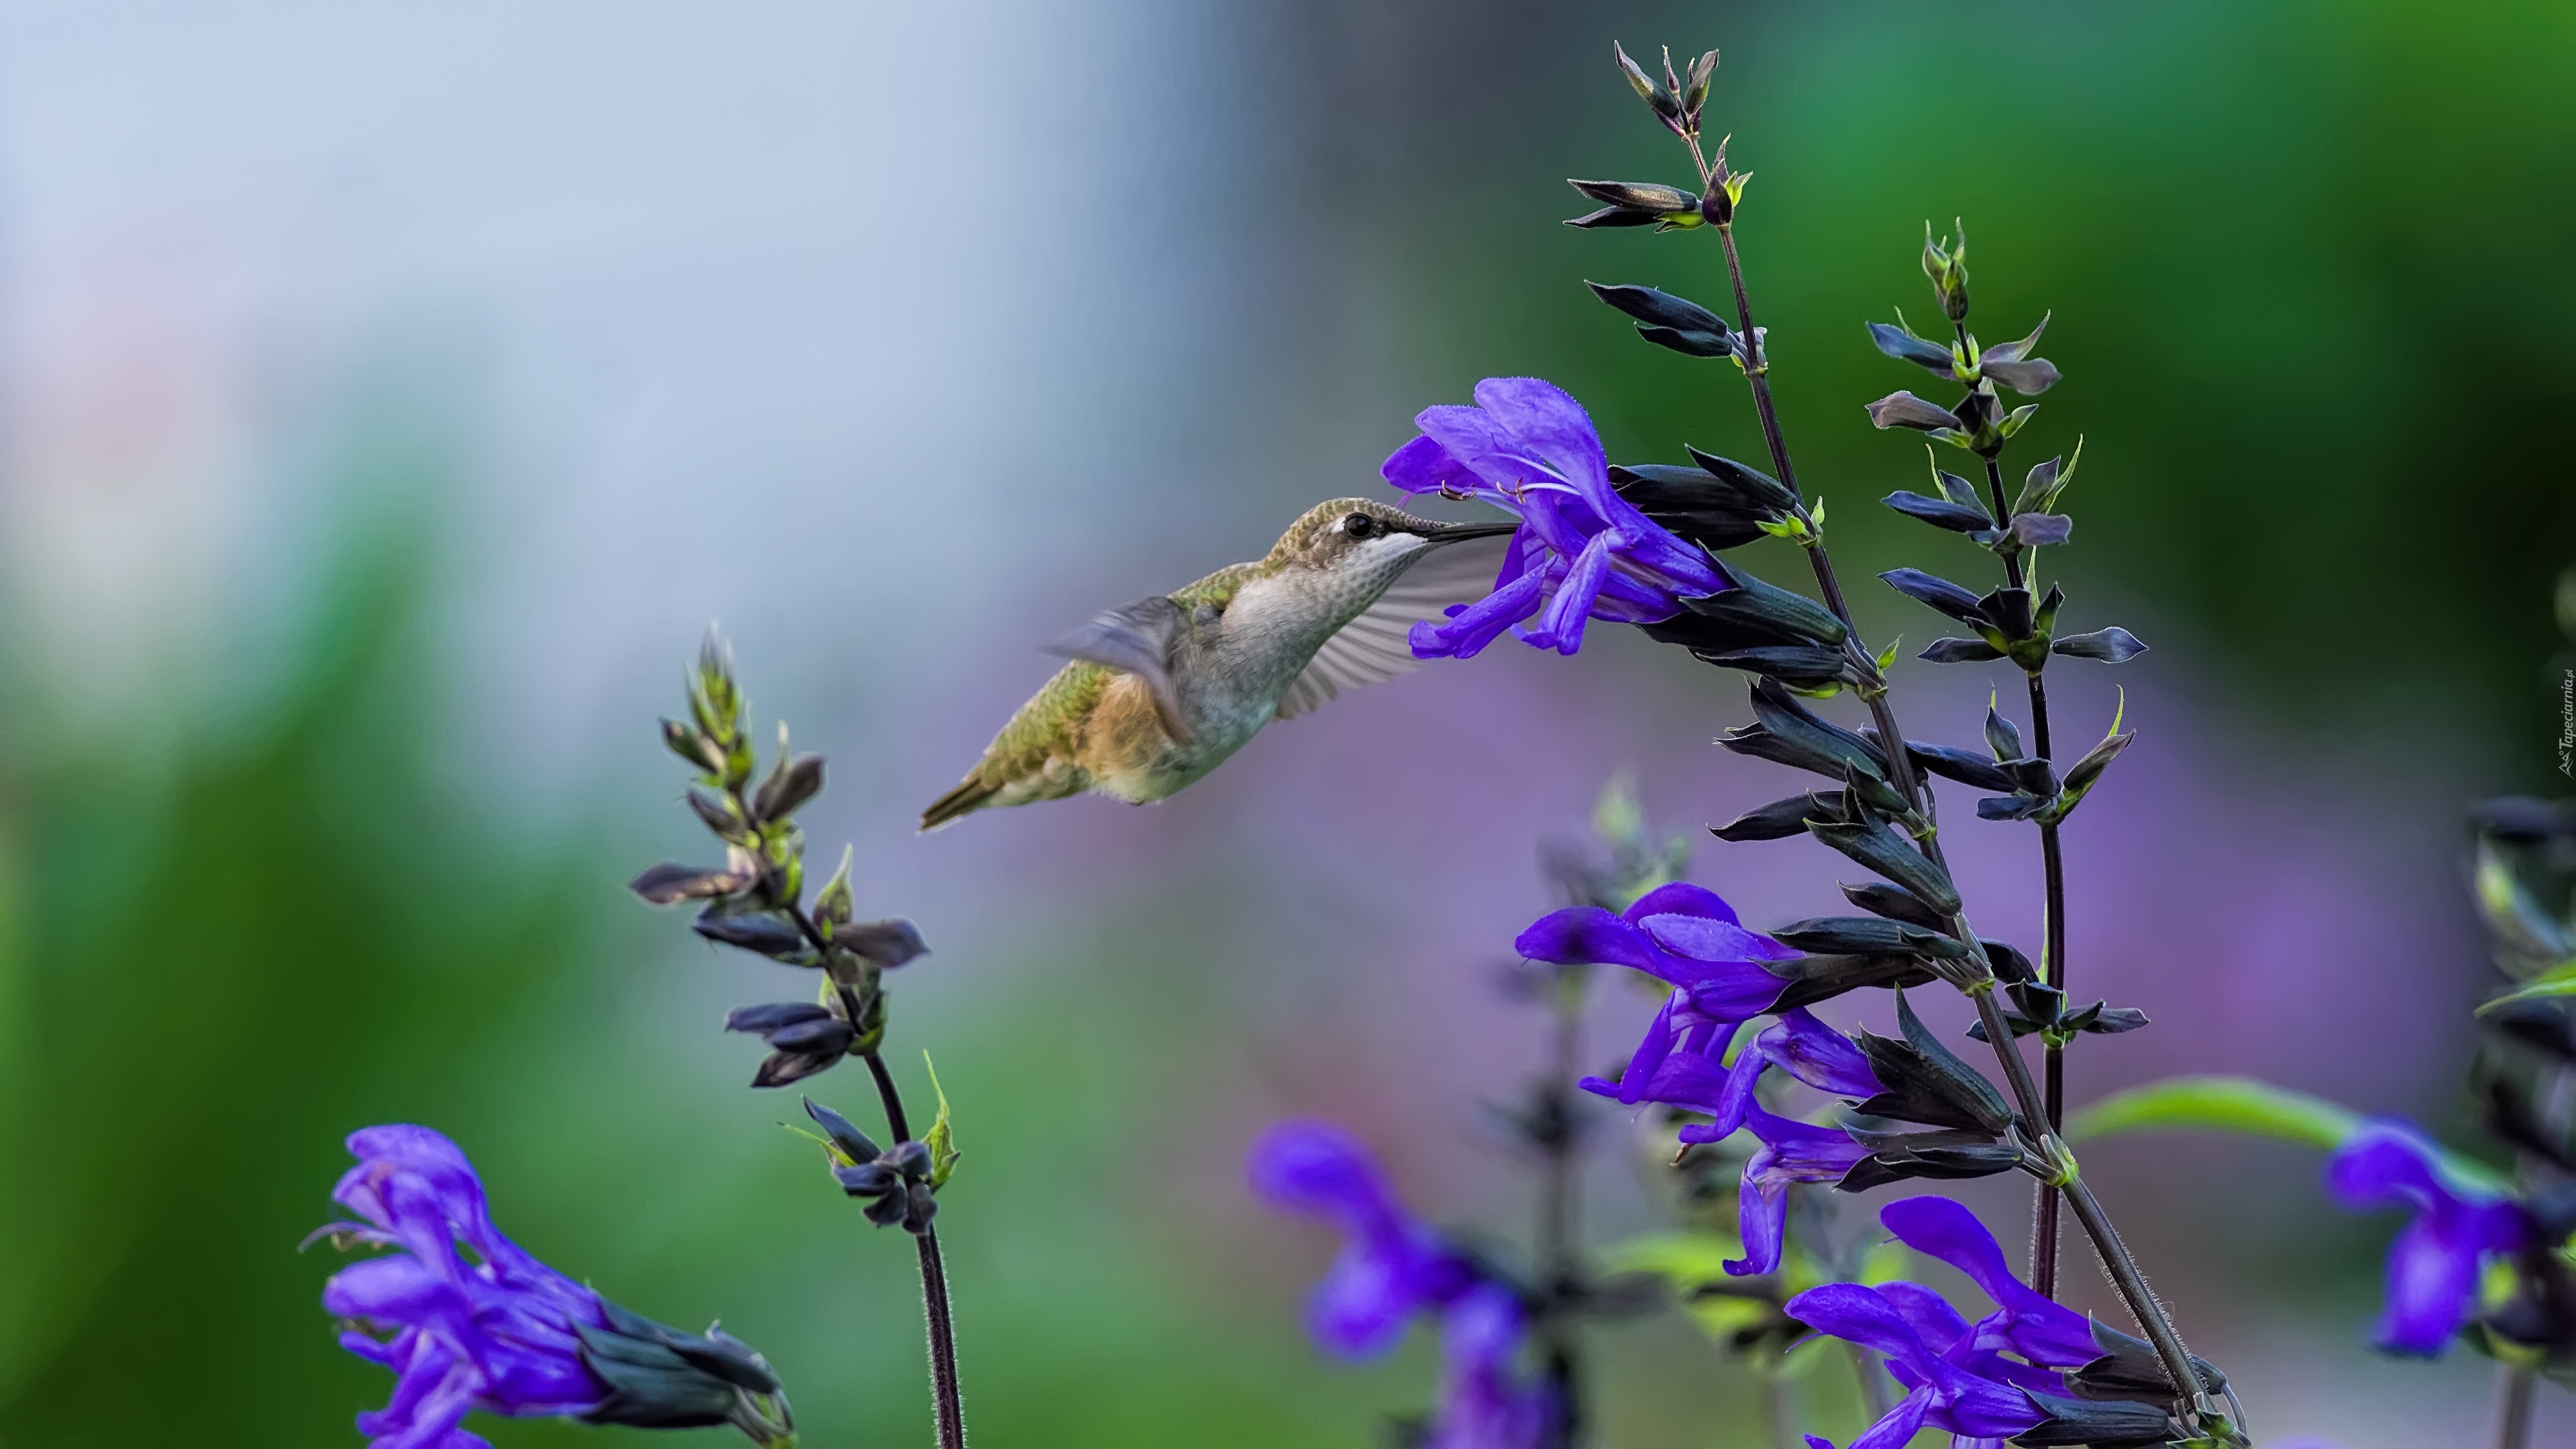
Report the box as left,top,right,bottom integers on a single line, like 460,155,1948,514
920,497,1514,830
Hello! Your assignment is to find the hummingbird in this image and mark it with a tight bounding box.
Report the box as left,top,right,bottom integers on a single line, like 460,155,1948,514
920,497,1515,830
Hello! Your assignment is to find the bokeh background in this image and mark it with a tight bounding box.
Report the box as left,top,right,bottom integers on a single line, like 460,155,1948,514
2,1,2571,1445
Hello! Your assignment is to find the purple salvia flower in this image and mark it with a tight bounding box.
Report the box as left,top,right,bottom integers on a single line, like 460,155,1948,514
1247,1120,1483,1358
1879,1195,2098,1369
1383,377,1726,657
1729,1106,1874,1276
1517,881,1798,1022
1687,1007,1880,1146
1781,1281,2048,1448
1422,1284,1552,1449
2326,1119,2533,1356
315,1126,791,1449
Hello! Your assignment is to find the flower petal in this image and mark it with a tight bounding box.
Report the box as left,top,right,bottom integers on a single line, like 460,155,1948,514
1514,907,1660,973
1247,1121,1402,1240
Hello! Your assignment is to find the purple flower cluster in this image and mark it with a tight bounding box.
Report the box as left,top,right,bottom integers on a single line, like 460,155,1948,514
316,1126,790,1449
1248,1122,1552,1449
1785,1197,2106,1448
1382,377,1726,657
2326,1119,2534,1356
317,1126,617,1448
1519,881,1892,1276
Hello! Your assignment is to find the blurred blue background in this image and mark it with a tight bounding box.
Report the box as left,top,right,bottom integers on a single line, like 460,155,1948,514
1,1,2569,1444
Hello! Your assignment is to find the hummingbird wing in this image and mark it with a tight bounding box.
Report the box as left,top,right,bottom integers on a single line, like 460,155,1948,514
1275,537,1509,720
1044,596,1197,743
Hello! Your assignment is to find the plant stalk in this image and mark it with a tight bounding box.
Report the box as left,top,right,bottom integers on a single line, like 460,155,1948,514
1711,218,2208,1428
773,885,970,1449
1534,965,1586,1449
1977,451,2073,1299
2495,1362,2536,1449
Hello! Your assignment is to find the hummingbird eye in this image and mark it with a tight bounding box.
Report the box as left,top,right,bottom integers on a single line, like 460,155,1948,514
1342,512,1377,540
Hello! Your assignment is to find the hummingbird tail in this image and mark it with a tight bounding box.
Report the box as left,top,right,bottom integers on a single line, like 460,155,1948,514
919,775,1002,833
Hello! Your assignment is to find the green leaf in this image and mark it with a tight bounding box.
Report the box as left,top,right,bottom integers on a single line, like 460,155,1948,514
2482,957,2576,1011
2067,1075,2362,1150
921,1051,962,1189
2067,1075,2509,1195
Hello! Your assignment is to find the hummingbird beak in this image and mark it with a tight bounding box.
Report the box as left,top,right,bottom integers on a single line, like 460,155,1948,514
1403,517,1519,545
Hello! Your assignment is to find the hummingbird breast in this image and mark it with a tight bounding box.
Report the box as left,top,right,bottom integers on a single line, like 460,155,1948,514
1076,572,1346,803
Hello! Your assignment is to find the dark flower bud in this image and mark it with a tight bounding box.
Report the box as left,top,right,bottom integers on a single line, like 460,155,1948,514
1922,220,1970,323
2010,513,2074,549
2062,729,2135,796
1977,313,2059,396
727,1002,856,1087
631,849,761,906
1807,818,1963,918
839,918,930,969
1880,568,1988,627
1712,791,1849,843
1773,915,1971,961
2012,1393,2180,1448
1686,557,1848,646
1982,939,2038,984
1921,637,2006,664
1851,991,2014,1133
1882,490,1993,533
1701,646,1850,688
1864,391,1966,435
751,751,825,824
1835,1119,2023,1190
661,718,728,775
1684,447,1800,514
2067,1317,2229,1404
888,1139,934,1180
576,1298,794,1442
1976,793,2052,822
1564,178,1703,231
1866,321,1958,375
692,909,811,961
1906,739,2019,794
2472,796,2576,846
2015,441,2082,516
1984,704,2025,762
1841,880,1949,930
2053,627,2147,663
1612,41,1682,126
803,1096,883,1163
1589,282,1736,358
1679,48,1717,120
1608,464,1770,550
686,788,749,843
863,1187,912,1227
1758,952,1937,1013
1985,587,2035,640
2487,998,2576,1062
1734,678,1892,784
835,1161,902,1195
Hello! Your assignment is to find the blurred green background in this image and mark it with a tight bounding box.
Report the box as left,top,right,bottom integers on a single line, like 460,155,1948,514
1,1,2569,1446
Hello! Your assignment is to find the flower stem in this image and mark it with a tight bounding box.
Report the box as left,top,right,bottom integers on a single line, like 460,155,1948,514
1534,966,1586,1449
2495,1362,2536,1449
867,1049,969,1449
1710,218,2212,1429
772,888,970,1449
1976,451,2074,1299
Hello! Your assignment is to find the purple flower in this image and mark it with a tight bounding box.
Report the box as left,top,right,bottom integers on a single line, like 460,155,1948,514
1250,1122,1550,1449
1247,1120,1482,1357
1423,1285,1553,1449
1783,1282,2048,1448
316,1125,791,1448
1730,1106,1875,1276
2326,1119,2534,1356
1518,881,1799,1021
1685,1007,1881,1147
1877,1195,2097,1370
1383,377,1726,657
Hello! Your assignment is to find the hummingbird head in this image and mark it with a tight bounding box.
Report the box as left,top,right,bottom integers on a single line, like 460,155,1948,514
1266,498,1517,592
